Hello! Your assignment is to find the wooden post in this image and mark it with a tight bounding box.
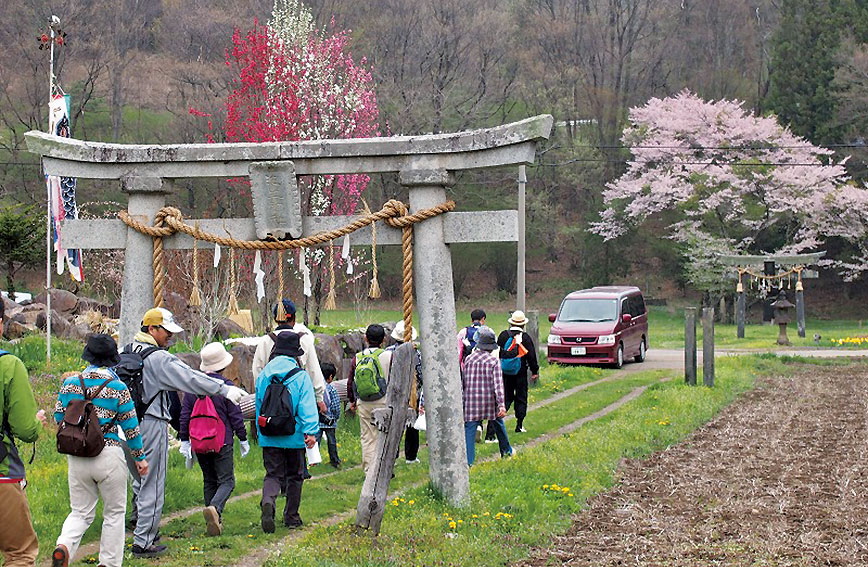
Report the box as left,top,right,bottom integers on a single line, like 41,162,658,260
355,342,415,534
685,308,697,386
795,287,806,338
736,277,745,339
702,307,715,387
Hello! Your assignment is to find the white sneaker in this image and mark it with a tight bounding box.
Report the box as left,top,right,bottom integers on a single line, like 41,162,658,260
475,426,483,443
504,446,516,458
484,438,497,444
515,427,527,433
405,458,420,464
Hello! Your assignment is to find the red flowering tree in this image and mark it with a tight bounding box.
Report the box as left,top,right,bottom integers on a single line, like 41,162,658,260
207,0,380,321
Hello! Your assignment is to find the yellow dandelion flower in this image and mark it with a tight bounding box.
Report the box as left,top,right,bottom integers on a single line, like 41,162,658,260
408,500,415,505
448,521,456,529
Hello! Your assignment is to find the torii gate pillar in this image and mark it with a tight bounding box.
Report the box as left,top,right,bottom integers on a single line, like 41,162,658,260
401,169,469,502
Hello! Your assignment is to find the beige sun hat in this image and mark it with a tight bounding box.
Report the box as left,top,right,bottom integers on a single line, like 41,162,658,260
199,342,234,373
507,310,528,327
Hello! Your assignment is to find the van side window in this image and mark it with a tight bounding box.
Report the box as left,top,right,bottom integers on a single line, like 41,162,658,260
621,298,629,316
635,295,646,315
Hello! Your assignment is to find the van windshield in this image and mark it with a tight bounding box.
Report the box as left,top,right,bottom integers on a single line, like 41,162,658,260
558,298,618,322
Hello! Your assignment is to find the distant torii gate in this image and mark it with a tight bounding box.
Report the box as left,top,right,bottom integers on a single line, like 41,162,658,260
25,116,553,506
719,252,824,339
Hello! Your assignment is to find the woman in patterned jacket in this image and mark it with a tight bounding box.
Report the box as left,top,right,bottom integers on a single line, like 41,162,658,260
52,334,149,567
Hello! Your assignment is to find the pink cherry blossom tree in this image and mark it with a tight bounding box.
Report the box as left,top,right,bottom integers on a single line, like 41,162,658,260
590,90,868,289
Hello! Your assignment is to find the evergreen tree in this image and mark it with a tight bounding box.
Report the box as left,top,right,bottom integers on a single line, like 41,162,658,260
766,0,845,144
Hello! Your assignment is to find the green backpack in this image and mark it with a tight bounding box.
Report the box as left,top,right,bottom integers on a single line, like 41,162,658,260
354,348,387,401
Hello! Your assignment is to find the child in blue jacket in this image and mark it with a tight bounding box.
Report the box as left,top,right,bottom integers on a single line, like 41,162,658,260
255,331,319,532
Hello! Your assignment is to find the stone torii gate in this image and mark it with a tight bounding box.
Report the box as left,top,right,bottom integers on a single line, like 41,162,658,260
25,115,553,505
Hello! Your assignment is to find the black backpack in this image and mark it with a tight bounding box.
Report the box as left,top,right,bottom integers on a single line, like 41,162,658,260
461,325,481,358
258,367,301,436
114,345,160,421
56,376,113,458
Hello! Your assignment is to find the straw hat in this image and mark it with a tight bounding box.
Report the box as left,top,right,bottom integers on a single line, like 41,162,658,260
507,310,528,327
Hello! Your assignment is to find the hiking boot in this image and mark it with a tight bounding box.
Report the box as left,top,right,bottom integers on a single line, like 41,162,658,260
203,506,222,536
284,520,303,529
261,502,276,534
330,461,341,469
131,544,168,558
52,544,69,567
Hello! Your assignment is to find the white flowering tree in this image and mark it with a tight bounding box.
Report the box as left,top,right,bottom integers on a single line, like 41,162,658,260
590,90,868,289
216,0,380,322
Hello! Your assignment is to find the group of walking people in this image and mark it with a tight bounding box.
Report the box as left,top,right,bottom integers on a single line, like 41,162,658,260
1,296,537,567
458,308,539,466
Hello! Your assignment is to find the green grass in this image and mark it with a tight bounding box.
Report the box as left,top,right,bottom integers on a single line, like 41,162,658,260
647,305,868,349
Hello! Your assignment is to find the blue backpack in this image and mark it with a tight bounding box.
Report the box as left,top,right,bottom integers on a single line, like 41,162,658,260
500,336,522,375
461,325,481,358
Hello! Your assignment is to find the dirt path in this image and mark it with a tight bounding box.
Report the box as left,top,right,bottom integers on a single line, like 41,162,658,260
524,364,868,566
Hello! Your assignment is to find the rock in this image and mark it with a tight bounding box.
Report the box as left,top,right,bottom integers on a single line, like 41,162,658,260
63,322,92,342
336,331,365,356
21,302,47,313
36,309,71,337
3,320,33,340
213,318,250,340
176,351,201,374
223,344,256,391
314,333,345,380
2,296,22,319
75,297,114,317
33,288,78,314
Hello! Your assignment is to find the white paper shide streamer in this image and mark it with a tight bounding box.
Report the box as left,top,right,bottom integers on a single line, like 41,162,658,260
299,250,312,297
341,234,353,275
213,243,221,268
253,250,265,302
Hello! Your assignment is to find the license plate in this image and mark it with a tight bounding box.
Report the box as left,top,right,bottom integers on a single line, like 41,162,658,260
571,346,586,356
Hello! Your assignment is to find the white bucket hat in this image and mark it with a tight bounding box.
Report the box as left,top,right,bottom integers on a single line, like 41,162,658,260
199,342,234,373
391,320,418,341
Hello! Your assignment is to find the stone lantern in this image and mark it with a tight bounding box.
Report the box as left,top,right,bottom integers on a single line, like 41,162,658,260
771,291,795,345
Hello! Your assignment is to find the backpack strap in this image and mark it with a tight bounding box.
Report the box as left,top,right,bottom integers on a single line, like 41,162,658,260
271,366,302,384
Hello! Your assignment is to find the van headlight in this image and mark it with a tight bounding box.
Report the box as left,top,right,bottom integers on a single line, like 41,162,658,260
547,334,561,345
597,334,616,345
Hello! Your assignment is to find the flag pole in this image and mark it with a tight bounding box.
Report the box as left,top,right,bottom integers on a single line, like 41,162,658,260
45,16,60,365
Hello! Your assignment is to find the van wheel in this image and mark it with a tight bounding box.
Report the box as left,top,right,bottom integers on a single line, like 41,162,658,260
613,344,624,369
634,339,646,363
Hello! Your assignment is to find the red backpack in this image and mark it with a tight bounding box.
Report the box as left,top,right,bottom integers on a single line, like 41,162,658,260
189,395,226,454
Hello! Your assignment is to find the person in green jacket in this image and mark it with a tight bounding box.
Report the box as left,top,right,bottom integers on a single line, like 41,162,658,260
0,299,48,566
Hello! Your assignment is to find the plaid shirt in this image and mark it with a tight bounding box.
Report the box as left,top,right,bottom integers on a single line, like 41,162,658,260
461,350,505,422
319,382,341,428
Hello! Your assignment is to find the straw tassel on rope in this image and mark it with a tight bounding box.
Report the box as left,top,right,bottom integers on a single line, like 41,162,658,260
324,241,337,310
363,199,382,299
228,248,239,315
189,223,202,307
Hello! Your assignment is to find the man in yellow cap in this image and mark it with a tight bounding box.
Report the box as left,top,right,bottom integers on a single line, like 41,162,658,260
125,307,248,558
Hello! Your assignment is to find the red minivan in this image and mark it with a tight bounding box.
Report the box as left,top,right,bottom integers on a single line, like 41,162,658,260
547,286,648,368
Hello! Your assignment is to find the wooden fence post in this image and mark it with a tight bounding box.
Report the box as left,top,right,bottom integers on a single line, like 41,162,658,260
702,307,715,387
685,308,697,386
355,342,414,534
